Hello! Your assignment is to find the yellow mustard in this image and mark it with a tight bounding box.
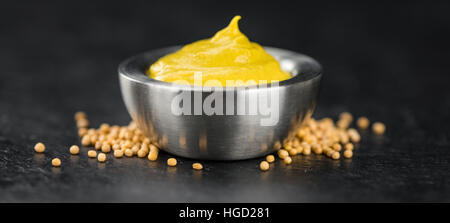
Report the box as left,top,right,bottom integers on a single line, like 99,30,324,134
148,16,291,86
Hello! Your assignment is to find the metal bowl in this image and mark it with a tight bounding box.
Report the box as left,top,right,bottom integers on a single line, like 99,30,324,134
118,46,322,160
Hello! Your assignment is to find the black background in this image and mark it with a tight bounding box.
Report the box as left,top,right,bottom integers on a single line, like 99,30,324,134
0,0,449,202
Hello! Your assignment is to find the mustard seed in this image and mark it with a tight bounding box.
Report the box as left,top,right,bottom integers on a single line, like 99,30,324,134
266,155,275,163
94,141,102,150
324,148,334,157
192,163,203,170
89,134,98,143
372,122,386,135
283,144,292,151
143,138,151,145
302,146,311,155
87,128,96,135
260,161,269,171
69,145,79,155
121,142,132,151
112,144,121,151
347,128,361,143
78,128,88,137
131,145,139,155
124,149,133,157
344,150,353,159
332,143,342,152
113,149,123,158
339,112,353,122
148,145,159,161
140,144,149,152
278,149,289,159
331,152,340,160
132,135,140,143
339,132,350,144
345,143,354,151
284,156,292,165
301,142,311,151
77,119,89,128
101,143,111,153
167,158,177,167
137,149,148,158
99,123,110,133
97,153,106,162
81,135,91,146
288,148,298,156
74,111,87,121
52,158,61,167
34,142,45,153
337,119,350,129
88,150,97,158
312,144,323,155
148,151,158,161
357,117,370,129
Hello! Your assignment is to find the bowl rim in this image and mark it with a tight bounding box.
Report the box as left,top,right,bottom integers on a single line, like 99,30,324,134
118,45,322,91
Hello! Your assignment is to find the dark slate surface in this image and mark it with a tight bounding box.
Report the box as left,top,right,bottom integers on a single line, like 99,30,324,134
0,1,449,202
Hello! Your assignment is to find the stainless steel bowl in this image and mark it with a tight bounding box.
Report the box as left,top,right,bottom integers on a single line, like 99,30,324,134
118,46,322,160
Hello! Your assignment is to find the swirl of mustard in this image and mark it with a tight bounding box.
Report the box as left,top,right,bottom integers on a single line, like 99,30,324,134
148,16,291,86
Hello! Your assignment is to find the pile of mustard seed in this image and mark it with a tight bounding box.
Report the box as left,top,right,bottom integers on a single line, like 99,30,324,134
73,112,203,169
259,112,386,171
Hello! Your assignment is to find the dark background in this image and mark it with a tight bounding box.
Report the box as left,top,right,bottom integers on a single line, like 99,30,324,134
0,0,449,202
